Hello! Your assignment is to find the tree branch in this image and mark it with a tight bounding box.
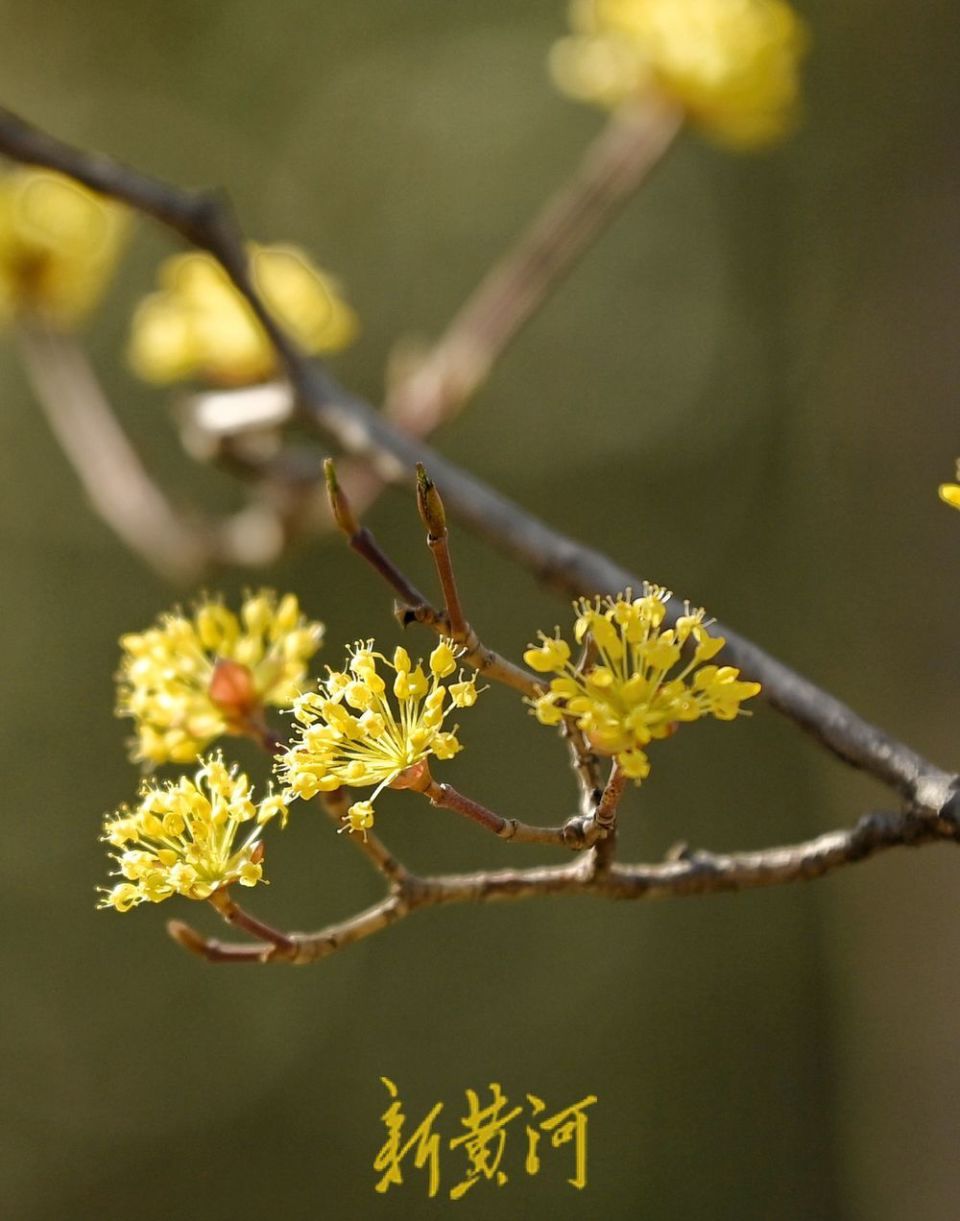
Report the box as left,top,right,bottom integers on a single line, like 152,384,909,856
168,805,960,965
383,98,682,434
16,324,211,582
0,108,955,817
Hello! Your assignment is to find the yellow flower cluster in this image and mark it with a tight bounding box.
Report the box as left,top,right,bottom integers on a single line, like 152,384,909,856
939,461,960,510
0,167,126,327
525,587,761,782
550,0,808,148
99,754,287,911
117,591,324,766
278,640,480,821
128,244,358,385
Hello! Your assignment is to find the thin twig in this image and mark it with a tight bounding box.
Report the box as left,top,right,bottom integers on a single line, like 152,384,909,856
416,464,467,640
562,718,604,819
168,806,960,965
422,780,600,849
208,888,297,952
594,763,627,832
326,458,539,696
586,763,626,875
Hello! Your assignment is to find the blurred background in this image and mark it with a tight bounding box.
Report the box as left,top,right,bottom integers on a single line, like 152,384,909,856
1,1,958,1217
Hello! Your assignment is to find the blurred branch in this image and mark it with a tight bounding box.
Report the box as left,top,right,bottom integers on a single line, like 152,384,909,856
382,99,682,433
16,325,210,582
169,805,960,965
16,326,300,577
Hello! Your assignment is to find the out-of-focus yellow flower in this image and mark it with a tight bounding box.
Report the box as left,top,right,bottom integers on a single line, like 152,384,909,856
941,486,960,510
939,461,960,510
278,640,479,811
117,591,324,766
550,0,808,148
0,167,127,327
98,753,287,911
525,586,761,783
129,243,358,385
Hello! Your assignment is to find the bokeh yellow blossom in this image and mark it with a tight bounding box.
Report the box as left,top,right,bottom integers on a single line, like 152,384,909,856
550,0,808,148
278,639,479,807
525,586,761,783
0,166,127,327
129,243,358,385
117,590,324,766
98,753,287,911
939,461,960,510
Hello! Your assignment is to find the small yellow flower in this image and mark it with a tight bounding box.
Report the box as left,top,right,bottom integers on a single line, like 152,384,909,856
117,591,324,766
0,167,127,327
278,639,479,804
550,0,808,148
98,753,287,911
939,461,960,510
339,800,376,841
129,243,358,385
525,586,761,784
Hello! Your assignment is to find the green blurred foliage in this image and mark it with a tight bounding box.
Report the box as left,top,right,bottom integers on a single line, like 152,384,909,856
0,1,958,1218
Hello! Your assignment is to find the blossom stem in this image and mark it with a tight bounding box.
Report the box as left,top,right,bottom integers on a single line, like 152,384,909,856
167,919,280,964
562,719,604,819
586,764,626,875
241,716,287,757
422,780,600,849
208,888,297,952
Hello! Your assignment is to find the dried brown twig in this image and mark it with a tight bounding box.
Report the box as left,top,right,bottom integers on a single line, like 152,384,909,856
2,107,957,965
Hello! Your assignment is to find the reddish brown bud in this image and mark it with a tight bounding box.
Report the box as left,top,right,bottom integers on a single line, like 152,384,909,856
209,658,258,723
389,759,433,793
